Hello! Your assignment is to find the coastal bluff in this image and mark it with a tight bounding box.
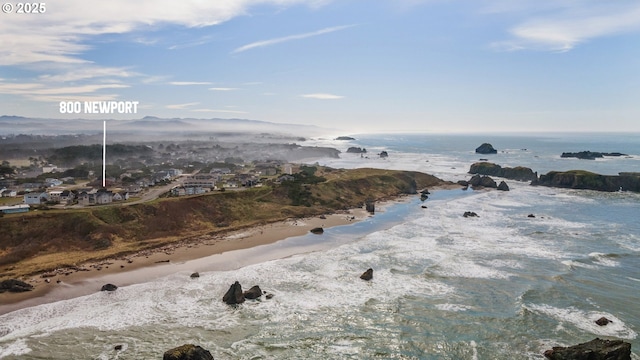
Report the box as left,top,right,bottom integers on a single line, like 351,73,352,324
0,167,452,281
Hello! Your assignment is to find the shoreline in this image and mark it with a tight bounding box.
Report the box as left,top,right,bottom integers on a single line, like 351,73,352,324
0,207,371,315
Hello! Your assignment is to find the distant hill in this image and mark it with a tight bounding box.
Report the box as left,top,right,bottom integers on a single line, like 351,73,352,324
0,115,330,137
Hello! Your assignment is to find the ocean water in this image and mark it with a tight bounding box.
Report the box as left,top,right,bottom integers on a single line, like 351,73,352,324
1,133,640,359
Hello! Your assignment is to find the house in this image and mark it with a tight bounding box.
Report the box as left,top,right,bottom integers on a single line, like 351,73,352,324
210,167,231,175
24,192,49,205
45,178,63,187
42,164,58,173
277,175,296,183
112,192,129,201
60,190,75,204
0,188,17,197
0,204,30,214
47,190,63,203
183,174,216,189
78,189,114,206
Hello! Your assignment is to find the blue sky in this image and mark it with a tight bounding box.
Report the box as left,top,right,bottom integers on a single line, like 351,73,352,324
1,0,639,133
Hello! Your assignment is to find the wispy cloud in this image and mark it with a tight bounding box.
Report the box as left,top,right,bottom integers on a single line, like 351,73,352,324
169,81,212,86
209,87,238,91
166,102,199,110
301,93,344,100
490,2,640,52
232,24,356,54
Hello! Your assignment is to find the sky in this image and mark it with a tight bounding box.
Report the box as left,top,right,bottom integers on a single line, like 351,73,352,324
1,0,639,133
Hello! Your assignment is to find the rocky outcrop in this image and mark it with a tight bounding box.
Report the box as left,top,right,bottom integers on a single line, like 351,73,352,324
346,147,367,154
561,151,627,160
100,283,118,292
190,272,200,278
365,200,375,214
543,338,631,360
532,171,640,193
595,317,611,326
469,162,537,182
475,143,497,154
222,281,245,305
335,136,355,140
243,285,263,300
497,181,510,191
463,211,479,218
163,344,214,360
468,174,497,189
379,151,388,158
0,279,34,293
360,268,373,281
310,227,324,234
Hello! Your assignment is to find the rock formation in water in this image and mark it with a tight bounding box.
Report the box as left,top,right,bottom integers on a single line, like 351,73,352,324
360,268,373,281
163,344,214,360
497,181,510,191
475,143,497,154
468,162,537,182
532,170,640,192
243,285,263,300
222,281,245,305
543,338,631,360
561,151,627,160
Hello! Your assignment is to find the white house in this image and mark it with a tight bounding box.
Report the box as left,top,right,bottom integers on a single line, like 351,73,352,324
24,192,49,205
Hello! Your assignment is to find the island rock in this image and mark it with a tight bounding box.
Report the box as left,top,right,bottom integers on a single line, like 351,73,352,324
532,171,640,193
346,147,367,154
335,136,355,140
497,181,510,191
475,143,497,154
310,227,324,234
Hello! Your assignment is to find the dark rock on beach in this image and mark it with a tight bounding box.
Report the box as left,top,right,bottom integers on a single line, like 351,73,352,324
190,272,200,278
475,143,497,154
310,227,324,234
163,344,214,360
360,268,373,281
0,279,34,293
223,281,245,305
100,283,118,292
543,338,631,360
463,211,479,218
243,285,263,300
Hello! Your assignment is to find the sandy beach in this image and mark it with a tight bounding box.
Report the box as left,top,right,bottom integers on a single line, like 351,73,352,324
0,207,370,315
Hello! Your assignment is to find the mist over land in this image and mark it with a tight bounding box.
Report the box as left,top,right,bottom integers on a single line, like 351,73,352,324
0,115,343,164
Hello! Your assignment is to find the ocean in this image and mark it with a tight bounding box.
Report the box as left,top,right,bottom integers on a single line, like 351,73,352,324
1,133,639,359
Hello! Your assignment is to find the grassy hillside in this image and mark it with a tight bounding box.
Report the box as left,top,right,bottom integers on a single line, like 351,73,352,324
0,168,450,279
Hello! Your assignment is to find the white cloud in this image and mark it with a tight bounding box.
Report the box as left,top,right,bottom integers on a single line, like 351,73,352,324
232,24,356,54
0,1,332,67
166,102,199,110
490,2,640,51
301,93,344,100
169,81,212,86
209,87,238,91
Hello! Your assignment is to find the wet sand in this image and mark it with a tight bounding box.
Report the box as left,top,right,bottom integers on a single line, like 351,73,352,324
0,208,369,315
